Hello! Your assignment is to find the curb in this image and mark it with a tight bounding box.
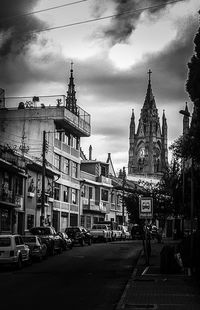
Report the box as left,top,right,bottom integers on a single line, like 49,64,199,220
115,249,143,310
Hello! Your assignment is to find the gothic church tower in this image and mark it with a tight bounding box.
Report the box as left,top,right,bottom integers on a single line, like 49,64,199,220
128,70,168,177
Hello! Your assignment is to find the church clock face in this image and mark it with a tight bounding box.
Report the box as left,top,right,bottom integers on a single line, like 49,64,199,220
139,147,145,158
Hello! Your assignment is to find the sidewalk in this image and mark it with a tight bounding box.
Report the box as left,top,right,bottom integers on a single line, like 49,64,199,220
116,238,200,310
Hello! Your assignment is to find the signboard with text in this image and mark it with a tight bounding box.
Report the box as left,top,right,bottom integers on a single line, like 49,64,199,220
139,197,153,219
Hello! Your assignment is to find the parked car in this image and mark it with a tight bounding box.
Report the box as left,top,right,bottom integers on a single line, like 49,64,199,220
65,226,92,246
29,226,63,255
89,224,112,242
97,221,121,241
118,225,131,240
0,234,31,269
22,235,47,261
57,232,73,250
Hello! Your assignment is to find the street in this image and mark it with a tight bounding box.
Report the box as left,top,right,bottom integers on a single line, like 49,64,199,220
0,240,142,310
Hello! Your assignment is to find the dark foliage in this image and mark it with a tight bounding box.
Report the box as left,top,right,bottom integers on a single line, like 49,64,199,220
186,10,200,103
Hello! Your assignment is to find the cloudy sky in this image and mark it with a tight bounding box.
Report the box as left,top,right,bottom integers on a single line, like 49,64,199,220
0,0,199,173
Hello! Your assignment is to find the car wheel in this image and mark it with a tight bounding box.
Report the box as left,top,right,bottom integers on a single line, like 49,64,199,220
113,235,116,242
16,255,23,270
80,239,85,246
50,246,55,256
27,256,33,266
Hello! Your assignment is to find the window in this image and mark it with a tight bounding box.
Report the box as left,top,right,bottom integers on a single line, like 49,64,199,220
111,192,115,203
15,236,20,245
101,189,108,201
80,215,84,227
54,154,61,170
54,183,60,200
101,165,106,177
54,131,62,141
15,176,23,196
63,131,70,145
63,158,70,175
0,237,11,247
86,216,91,229
1,208,11,231
63,186,69,202
15,236,23,245
27,214,34,230
71,188,78,204
71,134,79,150
89,187,93,199
72,161,78,178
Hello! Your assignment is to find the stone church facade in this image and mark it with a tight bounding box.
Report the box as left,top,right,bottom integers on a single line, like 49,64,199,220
128,71,168,179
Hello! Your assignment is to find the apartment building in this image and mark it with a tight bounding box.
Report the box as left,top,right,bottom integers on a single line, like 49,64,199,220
80,151,129,228
0,67,91,232
0,145,26,234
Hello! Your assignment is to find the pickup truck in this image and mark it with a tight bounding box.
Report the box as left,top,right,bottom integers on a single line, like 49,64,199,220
98,221,122,241
89,224,112,242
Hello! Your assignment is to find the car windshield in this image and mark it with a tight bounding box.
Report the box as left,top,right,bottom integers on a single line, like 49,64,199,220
22,236,36,243
30,227,51,235
0,237,11,247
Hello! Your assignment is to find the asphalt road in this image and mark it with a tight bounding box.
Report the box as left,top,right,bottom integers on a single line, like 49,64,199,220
0,240,142,310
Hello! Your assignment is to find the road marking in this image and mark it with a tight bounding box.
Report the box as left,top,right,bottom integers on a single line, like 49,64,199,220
141,266,149,275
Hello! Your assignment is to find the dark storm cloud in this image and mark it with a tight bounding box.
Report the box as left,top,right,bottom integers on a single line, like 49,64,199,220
78,15,198,107
96,0,180,44
144,16,198,103
0,0,46,56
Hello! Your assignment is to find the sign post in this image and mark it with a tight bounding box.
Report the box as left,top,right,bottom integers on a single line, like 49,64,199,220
139,197,153,266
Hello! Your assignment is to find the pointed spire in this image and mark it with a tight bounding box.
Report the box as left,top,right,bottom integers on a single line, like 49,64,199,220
162,109,166,120
89,145,92,160
143,69,156,110
162,109,167,132
130,109,135,124
66,61,78,115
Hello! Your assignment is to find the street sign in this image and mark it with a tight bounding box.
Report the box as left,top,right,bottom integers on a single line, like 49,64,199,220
139,197,153,219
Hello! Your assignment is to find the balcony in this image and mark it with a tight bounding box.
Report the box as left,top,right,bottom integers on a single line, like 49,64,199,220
97,175,112,185
1,95,91,137
83,199,107,213
0,189,24,209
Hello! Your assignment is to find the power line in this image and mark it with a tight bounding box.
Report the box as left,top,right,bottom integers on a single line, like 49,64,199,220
31,0,184,34
1,0,89,22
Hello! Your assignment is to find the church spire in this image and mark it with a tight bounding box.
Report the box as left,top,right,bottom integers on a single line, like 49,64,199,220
66,61,78,115
143,69,156,110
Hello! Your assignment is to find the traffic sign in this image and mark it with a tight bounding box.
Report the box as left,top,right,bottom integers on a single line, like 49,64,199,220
139,197,153,219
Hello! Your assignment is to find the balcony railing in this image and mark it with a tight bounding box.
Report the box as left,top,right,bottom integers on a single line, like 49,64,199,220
0,189,23,207
3,95,91,137
0,147,26,169
82,199,107,213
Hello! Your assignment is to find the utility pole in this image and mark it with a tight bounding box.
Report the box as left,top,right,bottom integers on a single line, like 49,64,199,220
41,130,46,226
122,167,126,225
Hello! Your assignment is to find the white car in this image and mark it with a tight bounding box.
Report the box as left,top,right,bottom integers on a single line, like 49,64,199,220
89,224,112,242
118,225,131,240
0,234,31,269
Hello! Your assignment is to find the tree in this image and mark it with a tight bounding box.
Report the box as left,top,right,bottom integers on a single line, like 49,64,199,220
186,10,200,103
